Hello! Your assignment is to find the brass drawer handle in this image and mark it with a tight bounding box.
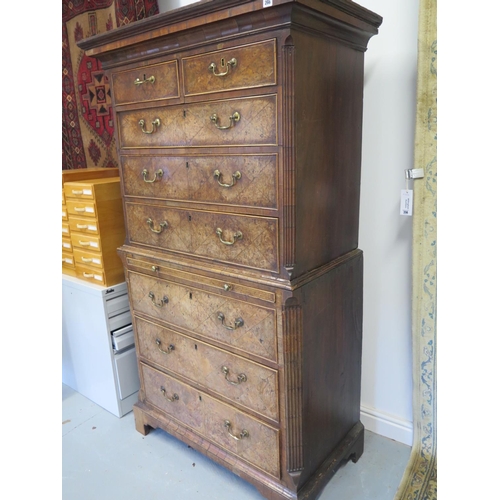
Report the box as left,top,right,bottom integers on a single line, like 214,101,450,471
81,257,94,263
217,312,244,330
139,118,161,134
224,420,249,441
142,168,163,183
149,291,168,307
213,170,241,188
83,272,96,278
216,228,242,246
208,57,237,77
156,339,175,354
210,112,240,130
134,75,155,86
147,217,168,234
76,224,88,229
221,366,247,385
223,284,232,292
78,240,90,246
160,386,179,402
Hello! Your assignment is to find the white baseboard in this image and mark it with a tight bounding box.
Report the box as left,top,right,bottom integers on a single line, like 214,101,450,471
360,405,413,446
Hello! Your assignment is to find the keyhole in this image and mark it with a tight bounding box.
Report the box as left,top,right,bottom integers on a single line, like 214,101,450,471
194,344,197,350
199,395,202,401
183,109,187,117
188,215,192,222
143,74,146,80
189,292,193,299
186,161,189,169
221,57,225,67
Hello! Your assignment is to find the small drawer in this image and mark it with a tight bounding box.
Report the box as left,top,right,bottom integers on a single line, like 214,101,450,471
73,247,104,269
117,94,277,149
121,154,278,210
135,317,278,420
182,39,276,96
62,251,75,269
68,216,100,236
64,182,96,201
75,264,105,284
62,205,68,221
125,203,278,273
66,199,97,217
109,310,133,333
62,222,70,237
114,347,140,400
71,233,102,252
128,271,277,362
112,59,179,106
106,292,131,318
62,236,73,252
141,363,280,477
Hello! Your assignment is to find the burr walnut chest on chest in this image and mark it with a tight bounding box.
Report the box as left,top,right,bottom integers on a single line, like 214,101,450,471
79,1,382,498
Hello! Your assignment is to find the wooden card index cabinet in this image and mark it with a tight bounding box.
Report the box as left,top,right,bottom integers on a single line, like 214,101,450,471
78,1,382,498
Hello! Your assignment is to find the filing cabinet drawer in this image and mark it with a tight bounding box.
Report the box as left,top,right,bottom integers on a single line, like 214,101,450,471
182,39,276,96
135,317,278,420
125,203,278,272
112,59,179,106
66,199,97,217
68,216,100,235
71,232,102,252
121,154,278,210
73,248,104,269
117,94,277,148
141,363,280,477
62,237,73,253
128,271,277,362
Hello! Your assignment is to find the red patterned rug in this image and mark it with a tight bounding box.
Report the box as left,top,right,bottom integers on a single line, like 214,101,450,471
62,0,159,170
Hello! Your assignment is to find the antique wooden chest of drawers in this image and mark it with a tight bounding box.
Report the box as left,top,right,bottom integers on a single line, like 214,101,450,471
79,1,382,498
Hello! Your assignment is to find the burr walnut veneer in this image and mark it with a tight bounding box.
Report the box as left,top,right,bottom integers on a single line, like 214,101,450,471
79,1,382,498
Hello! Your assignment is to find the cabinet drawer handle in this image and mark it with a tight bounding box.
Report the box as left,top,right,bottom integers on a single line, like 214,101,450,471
216,228,242,246
224,420,249,441
147,217,168,234
134,75,155,86
78,240,91,246
208,57,237,77
81,257,94,263
210,111,240,130
221,366,247,385
74,207,86,212
156,339,175,354
76,224,88,229
142,168,163,183
83,272,95,278
71,190,84,195
213,170,241,188
149,291,168,307
217,312,244,330
138,118,160,134
160,386,179,402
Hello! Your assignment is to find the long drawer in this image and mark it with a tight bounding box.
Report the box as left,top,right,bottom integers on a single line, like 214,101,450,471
125,202,279,272
140,362,280,477
128,271,277,362
135,317,278,420
117,94,277,148
121,154,278,210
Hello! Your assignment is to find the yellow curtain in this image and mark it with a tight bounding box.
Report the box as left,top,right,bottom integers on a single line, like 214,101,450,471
394,0,437,498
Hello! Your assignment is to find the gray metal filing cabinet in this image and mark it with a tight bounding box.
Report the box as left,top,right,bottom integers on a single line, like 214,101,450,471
62,275,139,417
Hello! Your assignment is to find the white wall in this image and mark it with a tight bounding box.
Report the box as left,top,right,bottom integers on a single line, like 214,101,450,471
157,0,418,446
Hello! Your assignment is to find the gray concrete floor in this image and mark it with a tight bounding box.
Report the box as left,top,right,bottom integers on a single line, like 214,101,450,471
62,384,411,499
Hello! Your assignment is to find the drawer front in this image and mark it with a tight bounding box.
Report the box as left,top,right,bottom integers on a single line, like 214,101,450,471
73,247,104,269
64,183,95,201
68,216,100,235
128,271,277,362
126,203,278,272
62,205,68,221
71,233,102,252
112,59,179,106
62,236,73,252
136,317,278,420
121,154,277,210
62,251,75,269
75,264,105,284
182,39,276,96
118,94,277,148
62,222,70,237
66,199,97,217
141,363,280,477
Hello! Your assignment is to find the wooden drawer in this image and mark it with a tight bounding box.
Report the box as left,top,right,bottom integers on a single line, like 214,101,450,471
140,363,280,477
62,222,70,237
125,203,278,273
66,199,97,217
62,167,119,187
73,247,104,270
75,264,105,284
121,154,277,210
62,236,73,253
128,271,277,362
68,216,100,236
135,317,278,420
71,232,102,252
117,94,277,148
182,39,276,96
112,59,179,106
62,251,75,269
62,205,68,221
64,177,121,202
